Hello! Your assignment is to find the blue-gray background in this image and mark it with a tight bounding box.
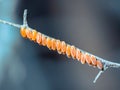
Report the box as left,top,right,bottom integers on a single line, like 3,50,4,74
0,0,120,90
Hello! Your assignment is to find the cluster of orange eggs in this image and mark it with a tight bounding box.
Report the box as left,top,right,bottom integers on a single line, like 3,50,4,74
20,27,103,70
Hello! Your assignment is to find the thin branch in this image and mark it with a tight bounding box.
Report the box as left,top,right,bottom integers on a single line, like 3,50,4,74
23,9,28,27
93,70,103,83
0,19,21,28
0,9,120,83
93,64,108,83
0,9,28,29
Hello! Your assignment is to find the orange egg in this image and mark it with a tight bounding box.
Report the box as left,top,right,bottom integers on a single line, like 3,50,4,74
81,53,86,64
85,53,91,65
66,45,71,58
51,39,56,50
76,48,81,61
26,29,32,40
56,40,62,54
46,38,52,50
90,55,97,66
42,35,47,46
31,30,37,41
20,27,27,38
70,45,76,59
36,32,42,45
61,41,66,54
97,60,103,70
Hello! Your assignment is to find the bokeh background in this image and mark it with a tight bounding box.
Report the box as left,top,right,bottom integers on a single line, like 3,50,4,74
0,0,120,90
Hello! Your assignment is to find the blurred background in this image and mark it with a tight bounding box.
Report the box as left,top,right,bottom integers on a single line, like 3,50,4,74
0,0,120,90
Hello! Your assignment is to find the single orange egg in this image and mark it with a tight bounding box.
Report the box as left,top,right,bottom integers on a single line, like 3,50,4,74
56,40,62,54
20,27,27,38
61,41,66,54
26,29,32,40
46,37,52,50
76,48,81,61
31,30,37,41
42,35,47,46
81,53,86,64
51,39,56,50
70,45,76,59
85,53,91,65
36,32,42,45
90,55,97,66
66,45,71,58
97,60,103,70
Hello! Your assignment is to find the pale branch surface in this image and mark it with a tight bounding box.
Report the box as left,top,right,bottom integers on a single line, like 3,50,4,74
0,9,120,83
0,19,21,28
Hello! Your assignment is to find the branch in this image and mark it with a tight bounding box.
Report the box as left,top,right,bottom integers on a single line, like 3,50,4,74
0,9,120,83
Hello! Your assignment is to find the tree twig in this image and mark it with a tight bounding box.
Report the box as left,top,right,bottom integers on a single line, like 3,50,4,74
0,9,120,83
